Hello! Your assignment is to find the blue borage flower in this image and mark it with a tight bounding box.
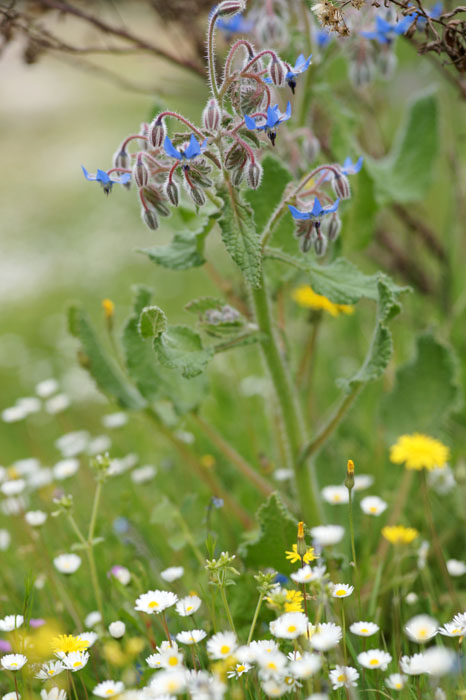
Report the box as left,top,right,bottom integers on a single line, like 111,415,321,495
244,101,292,146
316,29,332,48
360,14,415,44
289,198,340,221
163,133,208,163
81,166,131,195
216,13,253,35
407,1,442,29
285,54,312,93
341,156,363,175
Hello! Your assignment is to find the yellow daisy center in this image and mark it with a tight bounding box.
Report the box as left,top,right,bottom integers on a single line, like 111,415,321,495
369,659,379,666
73,662,82,668
369,506,378,513
267,662,277,670
148,601,159,609
220,645,230,655
186,606,193,612
287,625,297,633
418,628,428,638
360,628,368,634
237,665,245,673
335,589,347,596
337,674,347,682
168,657,178,666
105,691,115,696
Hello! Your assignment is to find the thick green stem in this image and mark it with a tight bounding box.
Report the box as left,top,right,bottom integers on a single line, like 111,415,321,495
250,272,320,523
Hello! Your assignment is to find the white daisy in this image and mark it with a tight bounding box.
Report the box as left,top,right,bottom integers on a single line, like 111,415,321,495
1,654,27,671
438,621,464,637
146,654,163,668
159,647,184,670
321,486,349,505
423,647,456,676
84,611,102,628
452,612,466,631
291,565,326,584
357,649,392,670
160,567,184,583
289,652,321,678
270,612,308,639
77,632,98,648
360,496,388,516
207,631,237,659
227,662,251,678
3,692,20,700
261,679,288,697
247,640,279,660
35,660,64,680
310,525,344,547
62,651,89,672
404,615,438,643
93,681,125,697
400,653,427,675
54,554,81,574
108,622,125,639
446,559,466,577
310,622,342,651
53,459,79,480
175,595,201,617
330,583,354,598
353,474,374,490
131,466,157,484
349,621,379,637
257,650,287,678
1,479,26,496
55,431,89,458
25,511,47,527
134,590,178,614
0,615,23,632
329,665,359,689
385,673,407,690
40,689,67,700
175,629,207,645
149,670,186,695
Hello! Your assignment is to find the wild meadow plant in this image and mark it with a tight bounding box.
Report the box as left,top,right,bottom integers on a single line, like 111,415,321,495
0,0,465,699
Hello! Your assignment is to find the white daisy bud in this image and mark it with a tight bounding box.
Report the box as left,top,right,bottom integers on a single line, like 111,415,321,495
108,621,126,639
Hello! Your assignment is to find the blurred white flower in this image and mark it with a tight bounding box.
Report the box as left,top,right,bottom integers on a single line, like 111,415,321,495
53,459,79,480
109,621,125,639
1,479,26,496
357,649,392,670
54,554,82,574
84,611,102,628
131,465,157,484
176,629,207,645
404,615,438,643
55,431,90,458
360,496,387,516
270,612,308,640
160,567,184,582
25,511,47,528
45,394,70,414
427,464,455,494
102,413,128,429
87,436,111,456
423,647,456,676
446,559,466,577
0,529,10,551
385,673,407,690
36,379,59,398
310,525,344,546
176,595,201,616
349,621,379,637
93,681,124,698
353,474,374,491
0,615,23,632
207,631,238,658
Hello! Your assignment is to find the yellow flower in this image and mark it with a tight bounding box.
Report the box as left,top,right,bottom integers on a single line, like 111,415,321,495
102,298,115,319
284,590,304,613
382,525,419,545
51,635,90,654
292,285,354,317
200,454,215,469
285,543,316,565
390,433,450,471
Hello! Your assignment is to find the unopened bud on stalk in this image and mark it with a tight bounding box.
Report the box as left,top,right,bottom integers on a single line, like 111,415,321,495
332,172,351,200
314,232,327,256
231,167,245,186
269,56,286,87
348,58,374,88
297,521,308,559
102,299,114,329
138,122,150,151
113,148,130,170
345,459,355,491
247,161,262,190
166,180,179,207
133,155,149,188
327,213,341,242
142,208,159,231
202,99,221,132
189,186,206,207
149,117,166,148
216,0,246,18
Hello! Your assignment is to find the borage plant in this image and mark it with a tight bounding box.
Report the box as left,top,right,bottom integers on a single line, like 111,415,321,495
79,0,406,525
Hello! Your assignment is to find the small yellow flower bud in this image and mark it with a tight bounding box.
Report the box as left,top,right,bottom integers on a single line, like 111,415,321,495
102,298,114,319
297,521,307,558
345,459,355,490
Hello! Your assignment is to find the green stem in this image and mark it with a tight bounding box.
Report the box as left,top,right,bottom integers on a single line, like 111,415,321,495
247,591,264,644
341,603,347,664
87,482,105,622
13,673,20,700
250,272,320,523
219,582,236,634
207,14,220,100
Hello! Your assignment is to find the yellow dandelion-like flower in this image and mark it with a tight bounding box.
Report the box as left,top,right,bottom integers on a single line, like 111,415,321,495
390,433,450,471
284,590,304,613
382,525,419,545
102,298,115,319
51,635,90,654
285,543,316,565
292,285,354,317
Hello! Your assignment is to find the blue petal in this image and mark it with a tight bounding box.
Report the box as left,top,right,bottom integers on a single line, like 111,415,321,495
96,169,111,184
263,76,273,84
113,173,131,185
311,198,324,217
323,198,340,214
394,14,415,33
376,15,394,33
288,205,310,220
82,165,96,181
279,101,292,123
266,105,280,128
163,135,182,160
184,133,202,160
244,114,258,130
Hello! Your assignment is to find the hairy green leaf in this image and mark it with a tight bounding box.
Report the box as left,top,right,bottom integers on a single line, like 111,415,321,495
218,188,262,287
153,325,213,379
381,333,463,441
139,215,216,270
138,305,167,339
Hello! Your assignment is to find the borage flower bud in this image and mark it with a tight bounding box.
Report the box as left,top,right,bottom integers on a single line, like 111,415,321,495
256,15,287,46
166,180,179,207
113,148,130,170
142,207,159,231
269,56,286,87
216,0,246,18
231,167,245,186
143,186,170,217
332,172,351,200
327,213,341,241
314,232,327,257
304,135,320,163
247,161,263,190
149,117,166,149
202,99,221,132
133,155,149,188
138,122,150,151
225,143,246,170
189,186,206,207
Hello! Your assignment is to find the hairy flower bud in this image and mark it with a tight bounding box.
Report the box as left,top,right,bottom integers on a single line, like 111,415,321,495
247,161,263,190
216,0,245,18
332,172,351,200
138,122,150,151
348,57,374,88
225,143,246,170
189,185,206,207
269,56,286,87
231,167,245,186
165,180,180,207
133,156,149,188
143,186,170,217
327,213,341,241
113,148,130,170
376,48,397,79
142,207,159,231
304,134,320,163
314,232,328,257
149,117,166,149
202,99,221,132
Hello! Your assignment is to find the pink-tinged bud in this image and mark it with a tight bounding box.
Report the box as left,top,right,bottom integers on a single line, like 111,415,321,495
113,148,130,170
143,186,170,217
332,172,351,200
133,156,149,188
149,117,166,149
166,180,179,207
138,122,150,151
189,186,206,207
314,233,328,257
247,161,263,190
216,0,245,18
269,57,286,87
231,167,245,186
225,143,246,170
142,208,159,231
202,99,221,133
327,214,341,242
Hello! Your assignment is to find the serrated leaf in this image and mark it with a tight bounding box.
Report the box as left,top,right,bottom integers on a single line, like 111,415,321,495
139,216,214,270
218,188,262,287
153,325,213,379
68,305,145,410
381,333,463,442
239,493,298,575
366,93,438,204
185,297,225,314
132,285,153,315
138,305,167,339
